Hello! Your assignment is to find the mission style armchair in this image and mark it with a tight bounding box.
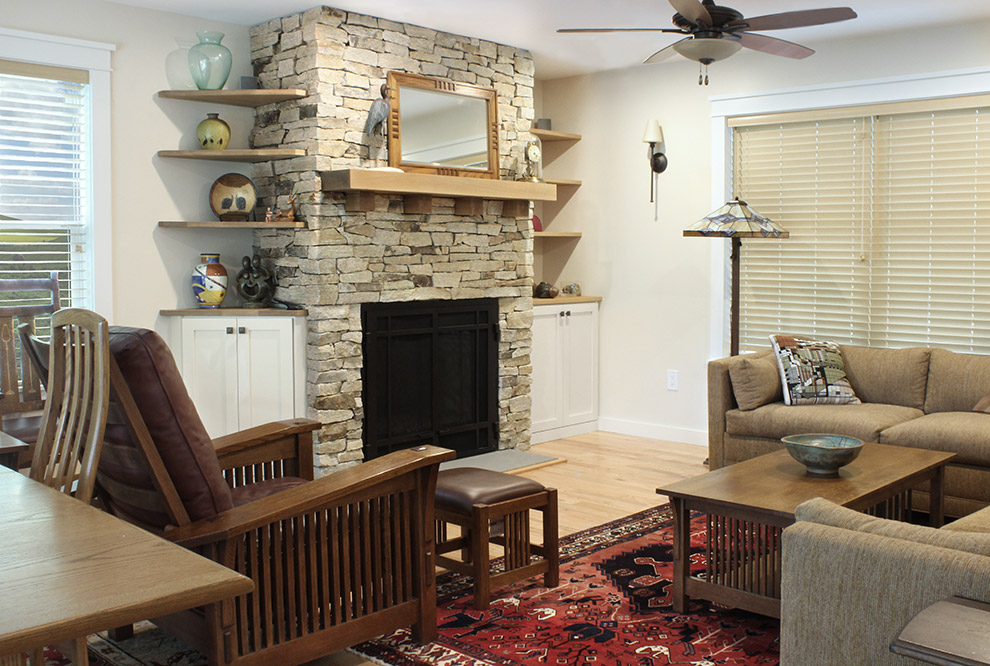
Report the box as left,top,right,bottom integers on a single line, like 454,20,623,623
99,326,455,666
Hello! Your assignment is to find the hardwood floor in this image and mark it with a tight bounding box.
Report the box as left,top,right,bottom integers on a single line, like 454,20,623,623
309,432,708,666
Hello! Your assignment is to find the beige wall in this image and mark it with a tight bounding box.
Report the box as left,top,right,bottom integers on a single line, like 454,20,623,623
4,0,257,332
538,21,990,445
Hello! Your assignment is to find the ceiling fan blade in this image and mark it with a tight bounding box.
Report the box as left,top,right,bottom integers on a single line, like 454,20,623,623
728,8,857,32
557,27,680,33
668,0,712,26
737,32,814,59
644,39,689,65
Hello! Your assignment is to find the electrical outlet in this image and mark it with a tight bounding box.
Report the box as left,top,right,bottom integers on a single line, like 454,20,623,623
667,369,678,391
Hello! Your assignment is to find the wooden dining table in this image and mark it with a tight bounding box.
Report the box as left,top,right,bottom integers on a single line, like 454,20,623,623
0,462,253,661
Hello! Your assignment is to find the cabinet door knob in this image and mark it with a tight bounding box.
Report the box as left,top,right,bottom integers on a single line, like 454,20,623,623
238,326,246,334
566,310,572,317
559,311,566,318
226,327,234,334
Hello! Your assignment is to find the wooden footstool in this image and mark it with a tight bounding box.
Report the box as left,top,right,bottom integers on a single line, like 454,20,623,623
434,467,559,609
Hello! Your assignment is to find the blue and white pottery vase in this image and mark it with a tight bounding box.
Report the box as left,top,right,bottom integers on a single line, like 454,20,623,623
191,253,228,308
188,31,232,90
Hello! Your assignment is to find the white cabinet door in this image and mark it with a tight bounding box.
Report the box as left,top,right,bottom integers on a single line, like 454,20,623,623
531,302,599,437
236,318,294,430
180,318,239,438
562,303,599,426
178,316,298,437
531,305,564,432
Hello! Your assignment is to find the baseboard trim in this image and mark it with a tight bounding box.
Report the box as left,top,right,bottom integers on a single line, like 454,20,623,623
531,420,599,445
597,418,707,447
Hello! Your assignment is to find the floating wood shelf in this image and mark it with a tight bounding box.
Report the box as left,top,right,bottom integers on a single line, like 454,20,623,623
157,89,307,107
534,231,582,239
532,129,582,142
321,169,557,217
158,149,306,162
533,295,602,306
545,178,582,187
158,221,307,229
160,308,308,317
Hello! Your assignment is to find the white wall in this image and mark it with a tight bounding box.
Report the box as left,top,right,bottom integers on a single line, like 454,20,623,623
3,0,258,331
538,21,990,446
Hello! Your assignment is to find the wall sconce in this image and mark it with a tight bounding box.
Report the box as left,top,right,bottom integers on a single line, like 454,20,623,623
643,120,667,204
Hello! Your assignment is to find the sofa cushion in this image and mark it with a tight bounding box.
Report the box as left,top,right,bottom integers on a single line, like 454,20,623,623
943,507,990,534
770,335,861,406
795,497,990,557
879,411,990,467
728,352,782,411
840,345,930,410
925,348,990,414
726,402,923,443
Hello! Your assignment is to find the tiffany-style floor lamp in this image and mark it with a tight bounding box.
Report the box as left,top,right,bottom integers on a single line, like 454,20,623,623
683,199,788,356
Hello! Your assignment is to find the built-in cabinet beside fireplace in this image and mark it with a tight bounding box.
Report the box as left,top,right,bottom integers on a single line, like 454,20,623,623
531,298,600,443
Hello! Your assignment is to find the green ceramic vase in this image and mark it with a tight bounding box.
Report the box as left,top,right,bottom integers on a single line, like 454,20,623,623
188,31,232,90
196,113,230,150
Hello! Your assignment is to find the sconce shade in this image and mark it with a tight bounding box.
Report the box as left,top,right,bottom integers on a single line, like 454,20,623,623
683,199,788,238
643,120,664,145
673,36,743,65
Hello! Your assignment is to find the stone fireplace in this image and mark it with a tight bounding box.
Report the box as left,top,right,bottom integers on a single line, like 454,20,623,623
248,7,536,473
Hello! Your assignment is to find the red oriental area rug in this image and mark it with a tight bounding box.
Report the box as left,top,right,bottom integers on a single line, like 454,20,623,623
42,504,778,666
353,505,779,666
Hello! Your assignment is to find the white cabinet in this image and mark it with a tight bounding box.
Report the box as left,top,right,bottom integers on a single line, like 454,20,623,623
531,301,599,443
167,314,307,438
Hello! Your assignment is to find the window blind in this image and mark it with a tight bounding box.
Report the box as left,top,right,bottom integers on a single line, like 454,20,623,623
0,65,91,319
731,102,990,355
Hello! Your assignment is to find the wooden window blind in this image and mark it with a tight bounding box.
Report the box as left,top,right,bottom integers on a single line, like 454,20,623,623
731,102,990,354
0,60,91,317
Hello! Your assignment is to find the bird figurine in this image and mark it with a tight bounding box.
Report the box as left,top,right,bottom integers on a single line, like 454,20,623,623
364,83,390,138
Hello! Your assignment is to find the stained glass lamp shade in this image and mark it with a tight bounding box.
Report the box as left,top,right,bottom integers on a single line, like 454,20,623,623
683,199,788,238
683,199,788,355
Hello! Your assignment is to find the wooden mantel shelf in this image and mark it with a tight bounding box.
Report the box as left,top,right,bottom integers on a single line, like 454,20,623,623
321,169,557,217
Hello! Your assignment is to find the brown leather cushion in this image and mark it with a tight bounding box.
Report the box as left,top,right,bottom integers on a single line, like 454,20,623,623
231,477,307,505
436,467,545,515
107,327,233,524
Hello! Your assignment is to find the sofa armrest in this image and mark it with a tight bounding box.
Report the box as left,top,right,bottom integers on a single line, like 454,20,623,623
214,418,320,483
781,521,990,666
707,357,738,469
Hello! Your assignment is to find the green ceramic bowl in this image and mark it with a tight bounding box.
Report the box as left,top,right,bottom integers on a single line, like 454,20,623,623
781,433,863,477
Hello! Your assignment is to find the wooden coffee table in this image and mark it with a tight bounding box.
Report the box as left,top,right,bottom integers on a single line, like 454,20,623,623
656,442,955,618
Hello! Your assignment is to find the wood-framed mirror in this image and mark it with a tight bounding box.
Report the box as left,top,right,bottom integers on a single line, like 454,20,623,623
386,71,499,179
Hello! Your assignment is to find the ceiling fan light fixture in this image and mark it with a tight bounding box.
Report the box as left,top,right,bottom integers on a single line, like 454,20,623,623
673,36,742,64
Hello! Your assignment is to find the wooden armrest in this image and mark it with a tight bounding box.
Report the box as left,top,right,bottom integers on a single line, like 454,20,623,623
166,445,456,548
212,418,320,455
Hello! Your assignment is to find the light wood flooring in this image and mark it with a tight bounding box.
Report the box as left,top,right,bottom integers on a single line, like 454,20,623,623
310,432,708,666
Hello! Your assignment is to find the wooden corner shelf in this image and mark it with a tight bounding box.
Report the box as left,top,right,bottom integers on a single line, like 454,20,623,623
157,89,308,107
158,221,307,229
157,149,306,162
160,308,308,317
532,129,582,142
545,178,582,187
534,231,582,239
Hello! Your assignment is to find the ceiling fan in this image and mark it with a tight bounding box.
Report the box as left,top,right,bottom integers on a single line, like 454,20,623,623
559,0,857,84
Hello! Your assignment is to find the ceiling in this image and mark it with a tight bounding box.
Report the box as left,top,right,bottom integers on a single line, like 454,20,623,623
109,0,990,80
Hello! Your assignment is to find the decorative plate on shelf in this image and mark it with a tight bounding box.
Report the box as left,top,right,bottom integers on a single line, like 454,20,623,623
209,173,257,221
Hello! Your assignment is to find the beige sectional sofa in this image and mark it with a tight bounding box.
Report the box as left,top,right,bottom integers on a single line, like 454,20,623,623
782,497,990,665
709,345,990,517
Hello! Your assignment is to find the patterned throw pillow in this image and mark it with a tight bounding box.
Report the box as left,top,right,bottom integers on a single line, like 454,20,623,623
770,335,861,406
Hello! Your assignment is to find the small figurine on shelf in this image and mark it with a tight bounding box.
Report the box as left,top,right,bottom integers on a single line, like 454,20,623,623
271,194,297,223
235,254,276,308
265,207,273,223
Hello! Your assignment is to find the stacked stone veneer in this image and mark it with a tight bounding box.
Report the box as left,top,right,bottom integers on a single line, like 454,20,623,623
248,7,536,473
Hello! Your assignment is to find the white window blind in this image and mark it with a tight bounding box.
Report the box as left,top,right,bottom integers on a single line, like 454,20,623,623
732,102,990,354
0,62,92,320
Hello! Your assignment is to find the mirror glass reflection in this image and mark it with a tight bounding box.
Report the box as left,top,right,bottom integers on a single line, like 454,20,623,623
399,86,489,170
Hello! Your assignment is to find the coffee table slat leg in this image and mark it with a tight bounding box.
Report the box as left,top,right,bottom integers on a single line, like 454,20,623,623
671,497,688,613
930,466,945,527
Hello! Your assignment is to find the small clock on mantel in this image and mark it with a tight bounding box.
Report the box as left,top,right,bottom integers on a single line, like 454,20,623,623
518,137,543,182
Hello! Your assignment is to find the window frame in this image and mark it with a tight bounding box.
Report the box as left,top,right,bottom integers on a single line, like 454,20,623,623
0,27,115,320
708,66,990,359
